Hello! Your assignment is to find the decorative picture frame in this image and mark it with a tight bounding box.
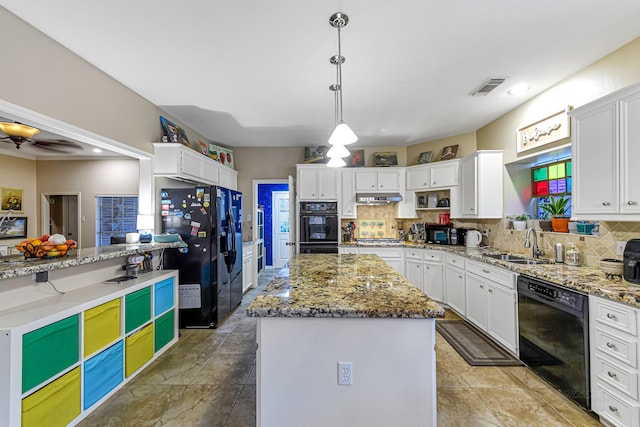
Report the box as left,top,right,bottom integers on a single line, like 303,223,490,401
374,152,398,167
417,151,433,164
159,116,180,144
440,145,459,161
346,149,365,167
0,216,27,239
1,187,23,212
208,144,235,169
304,146,330,164
177,126,190,147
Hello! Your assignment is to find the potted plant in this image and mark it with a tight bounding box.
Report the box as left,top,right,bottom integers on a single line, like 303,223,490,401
539,194,571,233
512,213,529,230
538,212,553,232
503,215,514,229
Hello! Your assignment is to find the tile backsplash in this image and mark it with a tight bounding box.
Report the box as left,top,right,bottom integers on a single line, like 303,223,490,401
342,205,640,267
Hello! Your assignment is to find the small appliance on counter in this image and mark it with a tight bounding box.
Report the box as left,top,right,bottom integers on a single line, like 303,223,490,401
425,225,466,246
436,198,450,207
624,239,640,285
465,230,482,248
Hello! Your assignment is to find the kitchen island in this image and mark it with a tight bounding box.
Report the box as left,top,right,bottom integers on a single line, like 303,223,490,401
247,254,444,427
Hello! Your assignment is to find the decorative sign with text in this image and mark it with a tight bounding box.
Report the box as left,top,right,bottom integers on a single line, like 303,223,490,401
516,107,572,153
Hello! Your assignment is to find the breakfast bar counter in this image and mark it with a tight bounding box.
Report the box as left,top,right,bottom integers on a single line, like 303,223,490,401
248,254,443,427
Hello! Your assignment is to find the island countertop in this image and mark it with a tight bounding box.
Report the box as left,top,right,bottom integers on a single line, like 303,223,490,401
247,253,445,319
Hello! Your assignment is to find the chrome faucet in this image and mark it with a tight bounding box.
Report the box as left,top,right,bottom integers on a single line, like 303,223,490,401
524,227,544,259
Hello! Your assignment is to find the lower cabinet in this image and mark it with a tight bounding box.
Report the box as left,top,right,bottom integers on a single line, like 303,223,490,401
404,248,443,300
464,260,518,355
590,295,640,427
0,271,179,427
423,261,444,301
444,254,466,316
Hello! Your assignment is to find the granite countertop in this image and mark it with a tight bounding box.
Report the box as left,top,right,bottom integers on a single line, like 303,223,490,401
247,254,445,319
0,241,186,280
342,241,640,308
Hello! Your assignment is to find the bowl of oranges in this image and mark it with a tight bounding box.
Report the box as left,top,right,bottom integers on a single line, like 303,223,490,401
15,234,77,259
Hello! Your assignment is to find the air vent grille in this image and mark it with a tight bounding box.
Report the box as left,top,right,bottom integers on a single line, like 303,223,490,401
469,78,507,96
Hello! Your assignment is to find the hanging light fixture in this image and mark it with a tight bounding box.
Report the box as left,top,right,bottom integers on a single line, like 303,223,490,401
328,12,357,147
0,122,40,149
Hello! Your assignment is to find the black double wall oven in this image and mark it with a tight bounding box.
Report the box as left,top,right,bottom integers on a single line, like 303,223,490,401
299,202,338,254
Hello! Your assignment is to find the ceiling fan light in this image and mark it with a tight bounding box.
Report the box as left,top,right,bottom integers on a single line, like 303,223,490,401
327,143,350,158
327,156,347,168
328,121,358,145
0,122,40,139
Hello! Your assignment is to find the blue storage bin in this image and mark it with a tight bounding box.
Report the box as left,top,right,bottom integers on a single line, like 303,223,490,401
83,340,124,409
154,278,174,316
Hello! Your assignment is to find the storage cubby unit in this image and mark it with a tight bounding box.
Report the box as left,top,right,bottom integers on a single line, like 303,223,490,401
0,270,179,427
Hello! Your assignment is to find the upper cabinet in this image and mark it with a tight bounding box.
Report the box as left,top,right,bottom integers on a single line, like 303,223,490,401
154,143,221,187
340,170,356,218
355,168,401,192
453,150,503,219
406,160,459,191
297,165,338,200
571,83,640,220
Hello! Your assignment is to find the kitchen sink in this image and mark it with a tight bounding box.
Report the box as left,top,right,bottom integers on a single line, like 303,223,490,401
484,253,552,265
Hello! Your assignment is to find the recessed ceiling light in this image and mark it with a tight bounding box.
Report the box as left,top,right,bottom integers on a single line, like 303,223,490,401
507,83,531,96
92,148,102,153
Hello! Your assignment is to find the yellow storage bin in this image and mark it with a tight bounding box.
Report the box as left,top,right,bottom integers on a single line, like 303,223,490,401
84,298,121,357
125,323,154,377
22,367,81,427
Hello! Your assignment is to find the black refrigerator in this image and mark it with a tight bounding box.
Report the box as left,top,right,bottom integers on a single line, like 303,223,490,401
160,186,242,328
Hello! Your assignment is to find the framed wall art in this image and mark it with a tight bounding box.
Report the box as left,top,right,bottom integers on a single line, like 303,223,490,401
0,216,27,239
159,116,180,144
440,145,459,161
417,151,433,164
304,146,330,164
346,149,365,167
1,187,23,212
374,152,398,167
516,107,572,154
208,144,235,169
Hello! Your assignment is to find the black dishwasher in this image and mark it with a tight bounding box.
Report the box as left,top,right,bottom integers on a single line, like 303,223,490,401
517,275,590,409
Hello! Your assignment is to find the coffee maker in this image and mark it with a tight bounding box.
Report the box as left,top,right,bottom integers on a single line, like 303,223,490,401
624,239,640,285
409,222,426,242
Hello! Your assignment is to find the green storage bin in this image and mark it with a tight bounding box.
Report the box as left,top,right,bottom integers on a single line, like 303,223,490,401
22,315,79,393
125,287,151,333
154,310,175,352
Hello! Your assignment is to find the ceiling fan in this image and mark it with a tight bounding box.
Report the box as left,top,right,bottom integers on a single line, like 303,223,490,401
0,121,83,152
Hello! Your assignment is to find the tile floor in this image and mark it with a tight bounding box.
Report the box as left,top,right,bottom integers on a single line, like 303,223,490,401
79,268,602,426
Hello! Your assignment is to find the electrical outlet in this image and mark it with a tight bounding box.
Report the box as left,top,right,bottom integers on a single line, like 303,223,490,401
338,362,352,385
617,241,627,256
481,229,489,237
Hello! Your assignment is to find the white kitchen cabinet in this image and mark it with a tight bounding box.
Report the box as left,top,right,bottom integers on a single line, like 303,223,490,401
242,243,254,293
218,164,238,190
340,170,356,218
406,259,424,292
454,150,503,219
464,260,518,354
589,295,640,427
297,165,338,200
423,260,444,302
355,168,401,192
444,254,466,316
571,82,640,220
406,160,458,191
153,143,219,185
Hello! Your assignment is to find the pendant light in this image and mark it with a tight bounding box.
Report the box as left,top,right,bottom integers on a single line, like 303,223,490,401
328,12,357,147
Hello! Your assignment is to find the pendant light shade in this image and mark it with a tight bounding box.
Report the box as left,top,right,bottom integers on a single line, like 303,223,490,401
328,121,358,146
327,156,347,168
326,12,356,167
0,122,40,140
327,142,350,158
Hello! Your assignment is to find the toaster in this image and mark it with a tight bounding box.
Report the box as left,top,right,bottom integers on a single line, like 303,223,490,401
623,239,640,285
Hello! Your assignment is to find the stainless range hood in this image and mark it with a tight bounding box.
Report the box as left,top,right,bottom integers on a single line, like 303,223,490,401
356,193,403,205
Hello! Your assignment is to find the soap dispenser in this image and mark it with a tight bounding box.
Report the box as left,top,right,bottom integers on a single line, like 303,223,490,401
565,243,580,266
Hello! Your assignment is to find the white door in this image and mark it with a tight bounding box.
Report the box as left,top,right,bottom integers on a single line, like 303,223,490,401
288,175,296,261
272,191,290,269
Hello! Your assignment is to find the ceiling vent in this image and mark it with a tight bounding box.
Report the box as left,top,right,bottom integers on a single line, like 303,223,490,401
469,78,507,96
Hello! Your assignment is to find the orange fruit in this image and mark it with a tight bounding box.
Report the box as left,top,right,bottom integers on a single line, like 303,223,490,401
31,239,42,247
55,244,68,251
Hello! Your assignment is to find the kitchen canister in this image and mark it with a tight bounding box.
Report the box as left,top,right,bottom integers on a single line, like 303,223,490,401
565,243,580,266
